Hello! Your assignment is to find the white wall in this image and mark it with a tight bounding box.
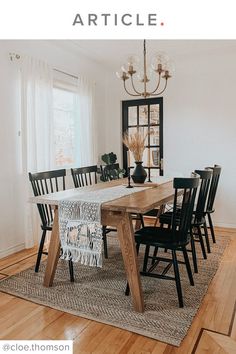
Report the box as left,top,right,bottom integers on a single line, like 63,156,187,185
104,44,236,228
0,40,107,258
164,48,236,227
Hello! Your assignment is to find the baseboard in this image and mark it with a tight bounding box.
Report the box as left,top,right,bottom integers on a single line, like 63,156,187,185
0,243,25,259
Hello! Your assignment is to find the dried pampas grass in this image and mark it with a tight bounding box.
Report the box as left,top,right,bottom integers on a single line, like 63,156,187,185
123,129,148,161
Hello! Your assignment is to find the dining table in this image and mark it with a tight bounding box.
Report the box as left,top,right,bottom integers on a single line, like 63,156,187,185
30,177,176,313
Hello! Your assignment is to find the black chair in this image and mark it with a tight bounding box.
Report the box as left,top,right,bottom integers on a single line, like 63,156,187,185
29,169,74,282
159,169,213,272
71,165,109,259
205,165,221,244
71,165,98,187
126,175,200,308
191,169,213,263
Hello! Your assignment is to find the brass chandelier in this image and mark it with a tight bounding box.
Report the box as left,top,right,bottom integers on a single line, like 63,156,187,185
116,40,173,98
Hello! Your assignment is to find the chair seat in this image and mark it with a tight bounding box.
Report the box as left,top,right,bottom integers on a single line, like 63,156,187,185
135,227,191,249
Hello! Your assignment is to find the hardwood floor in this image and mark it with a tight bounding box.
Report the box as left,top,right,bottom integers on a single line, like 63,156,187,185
0,226,236,353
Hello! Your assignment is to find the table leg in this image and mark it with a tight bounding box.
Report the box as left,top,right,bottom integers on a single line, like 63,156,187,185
43,208,61,287
116,212,144,312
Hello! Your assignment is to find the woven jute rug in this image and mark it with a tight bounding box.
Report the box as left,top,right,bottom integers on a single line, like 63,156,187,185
0,234,230,346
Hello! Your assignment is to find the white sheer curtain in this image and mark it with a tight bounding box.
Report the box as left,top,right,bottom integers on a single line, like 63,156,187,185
75,76,97,166
20,63,96,248
20,56,53,248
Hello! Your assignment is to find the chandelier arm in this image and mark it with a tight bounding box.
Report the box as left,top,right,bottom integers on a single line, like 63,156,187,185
149,73,161,94
149,79,168,97
131,75,142,95
123,80,141,97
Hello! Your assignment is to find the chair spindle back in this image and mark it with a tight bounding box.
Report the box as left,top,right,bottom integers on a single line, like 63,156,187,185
205,165,221,212
71,165,98,188
29,169,66,226
171,175,200,241
194,169,213,221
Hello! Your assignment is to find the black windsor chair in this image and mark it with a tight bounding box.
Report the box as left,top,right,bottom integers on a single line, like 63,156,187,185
29,169,74,281
125,174,200,308
159,169,213,272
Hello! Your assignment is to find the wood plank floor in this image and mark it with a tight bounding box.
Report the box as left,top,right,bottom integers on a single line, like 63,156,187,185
0,226,236,353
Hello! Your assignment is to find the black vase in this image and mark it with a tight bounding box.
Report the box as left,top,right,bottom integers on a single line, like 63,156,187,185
131,161,147,183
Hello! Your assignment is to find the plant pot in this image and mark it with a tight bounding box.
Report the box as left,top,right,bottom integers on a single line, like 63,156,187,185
131,161,147,184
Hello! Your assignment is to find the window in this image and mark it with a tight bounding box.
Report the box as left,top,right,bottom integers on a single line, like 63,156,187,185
52,72,94,169
53,87,78,167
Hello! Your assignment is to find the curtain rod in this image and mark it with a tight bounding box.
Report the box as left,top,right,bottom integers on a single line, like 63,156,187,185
53,68,78,80
9,53,78,80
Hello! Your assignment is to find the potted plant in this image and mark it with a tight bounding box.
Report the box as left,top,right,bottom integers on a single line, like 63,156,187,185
100,152,125,181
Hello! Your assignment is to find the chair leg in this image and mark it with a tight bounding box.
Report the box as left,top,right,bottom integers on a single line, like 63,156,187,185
208,213,216,243
35,230,47,272
190,229,198,273
125,282,130,296
197,226,207,259
143,245,150,272
69,260,74,282
102,226,108,259
172,250,184,308
125,243,140,296
136,242,140,254
182,246,194,286
139,214,145,228
203,223,211,253
152,246,158,265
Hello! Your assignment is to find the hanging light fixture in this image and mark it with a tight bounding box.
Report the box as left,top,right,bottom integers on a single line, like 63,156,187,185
116,40,173,98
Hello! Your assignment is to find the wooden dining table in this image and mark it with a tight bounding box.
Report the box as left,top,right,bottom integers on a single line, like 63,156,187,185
30,178,175,313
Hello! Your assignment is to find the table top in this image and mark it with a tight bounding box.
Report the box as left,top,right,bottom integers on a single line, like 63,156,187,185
29,177,174,214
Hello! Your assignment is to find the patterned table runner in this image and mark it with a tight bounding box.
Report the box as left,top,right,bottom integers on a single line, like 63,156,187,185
59,185,150,267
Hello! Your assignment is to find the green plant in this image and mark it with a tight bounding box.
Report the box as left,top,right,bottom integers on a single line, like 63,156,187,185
100,152,125,181
101,152,117,165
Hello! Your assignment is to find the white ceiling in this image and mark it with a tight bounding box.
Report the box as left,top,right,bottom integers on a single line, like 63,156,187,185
51,40,236,71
